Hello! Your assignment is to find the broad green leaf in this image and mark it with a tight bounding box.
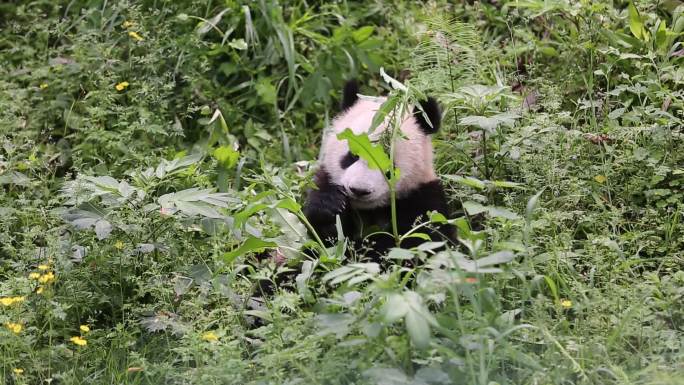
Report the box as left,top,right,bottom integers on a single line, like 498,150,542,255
405,308,431,349
383,293,408,323
352,26,374,42
628,2,649,41
463,201,488,215
213,145,239,168
337,128,391,172
476,250,516,267
488,206,519,220
223,237,277,263
655,20,668,52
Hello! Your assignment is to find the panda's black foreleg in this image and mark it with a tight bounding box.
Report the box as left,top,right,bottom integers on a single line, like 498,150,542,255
396,180,457,248
302,169,350,247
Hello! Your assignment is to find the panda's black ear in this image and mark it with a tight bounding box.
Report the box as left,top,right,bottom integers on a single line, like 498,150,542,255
341,79,360,110
414,97,441,134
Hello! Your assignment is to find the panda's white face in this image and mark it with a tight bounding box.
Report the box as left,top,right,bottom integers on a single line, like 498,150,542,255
321,98,438,209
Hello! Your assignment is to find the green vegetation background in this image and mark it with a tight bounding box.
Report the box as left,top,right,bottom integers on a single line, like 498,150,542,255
0,0,682,384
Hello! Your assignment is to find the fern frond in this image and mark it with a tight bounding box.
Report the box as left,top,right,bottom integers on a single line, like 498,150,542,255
408,16,481,96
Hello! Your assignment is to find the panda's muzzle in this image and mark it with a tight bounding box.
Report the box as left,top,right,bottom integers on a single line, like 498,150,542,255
349,187,371,198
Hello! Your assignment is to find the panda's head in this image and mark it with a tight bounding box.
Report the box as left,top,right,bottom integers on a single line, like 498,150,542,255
320,80,442,209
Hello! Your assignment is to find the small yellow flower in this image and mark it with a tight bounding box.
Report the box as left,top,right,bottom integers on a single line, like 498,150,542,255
201,331,219,342
560,299,572,308
594,175,606,184
70,336,87,346
5,322,23,334
13,368,23,375
38,272,55,284
128,31,143,41
114,240,125,250
122,20,135,29
80,325,90,333
29,272,40,279
0,296,25,306
39,83,48,89
38,264,50,271
115,81,130,91
36,286,44,294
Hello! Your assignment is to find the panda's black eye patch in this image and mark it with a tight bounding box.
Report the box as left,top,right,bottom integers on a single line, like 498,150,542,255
340,151,359,169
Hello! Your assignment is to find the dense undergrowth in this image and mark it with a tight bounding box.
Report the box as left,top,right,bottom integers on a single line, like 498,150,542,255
1,1,683,384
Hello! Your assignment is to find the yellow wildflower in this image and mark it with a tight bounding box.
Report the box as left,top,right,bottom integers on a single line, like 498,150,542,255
70,336,87,346
115,81,130,91
560,299,572,308
122,20,135,29
5,322,23,334
36,286,44,294
594,175,606,184
13,368,23,375
201,331,219,342
80,325,90,333
38,272,55,284
39,83,48,89
0,296,25,306
38,264,50,271
29,272,40,279
114,240,125,250
128,31,143,41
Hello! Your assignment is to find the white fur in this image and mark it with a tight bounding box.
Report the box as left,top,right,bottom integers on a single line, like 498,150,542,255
320,98,437,209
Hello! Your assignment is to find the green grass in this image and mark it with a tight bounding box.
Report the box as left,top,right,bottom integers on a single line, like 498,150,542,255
1,0,683,384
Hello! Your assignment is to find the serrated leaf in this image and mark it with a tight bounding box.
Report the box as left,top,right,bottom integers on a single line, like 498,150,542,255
337,128,391,172
229,38,247,50
213,146,239,168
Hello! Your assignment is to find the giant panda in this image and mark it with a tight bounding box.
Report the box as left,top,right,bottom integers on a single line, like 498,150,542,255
303,80,456,259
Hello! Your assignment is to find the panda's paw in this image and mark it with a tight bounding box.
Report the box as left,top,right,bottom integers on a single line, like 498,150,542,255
304,189,348,221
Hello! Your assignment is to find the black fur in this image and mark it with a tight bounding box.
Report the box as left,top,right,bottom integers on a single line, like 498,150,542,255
302,168,351,245
340,151,359,169
341,79,360,110
303,175,456,260
414,97,441,134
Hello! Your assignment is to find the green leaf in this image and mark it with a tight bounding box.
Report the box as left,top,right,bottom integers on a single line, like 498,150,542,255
383,293,409,323
223,237,277,263
352,26,374,42
229,38,247,50
526,189,544,224
213,145,239,168
256,78,277,105
337,128,391,172
463,201,488,215
369,96,399,133
655,20,668,52
444,175,486,190
628,2,649,41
